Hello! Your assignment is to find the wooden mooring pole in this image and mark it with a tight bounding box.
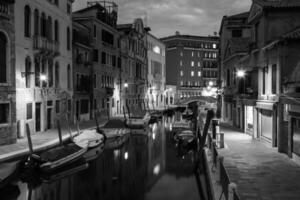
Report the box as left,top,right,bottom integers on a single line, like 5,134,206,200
56,120,63,146
25,123,33,154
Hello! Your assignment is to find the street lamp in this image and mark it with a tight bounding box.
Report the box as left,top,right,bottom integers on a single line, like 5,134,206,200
40,74,47,82
236,70,246,94
124,83,128,88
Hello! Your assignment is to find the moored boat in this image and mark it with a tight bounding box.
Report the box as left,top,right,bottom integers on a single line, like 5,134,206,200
0,161,20,189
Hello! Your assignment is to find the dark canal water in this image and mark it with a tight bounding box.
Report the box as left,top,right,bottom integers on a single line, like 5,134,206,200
2,120,205,200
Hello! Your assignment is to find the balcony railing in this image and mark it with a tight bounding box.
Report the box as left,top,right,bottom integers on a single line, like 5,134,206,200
0,2,10,18
33,35,59,56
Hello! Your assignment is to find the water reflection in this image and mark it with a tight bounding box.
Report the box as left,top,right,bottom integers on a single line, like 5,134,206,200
10,120,203,200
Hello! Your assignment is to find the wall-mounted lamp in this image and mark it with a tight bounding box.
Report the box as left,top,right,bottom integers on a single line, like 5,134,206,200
236,70,245,78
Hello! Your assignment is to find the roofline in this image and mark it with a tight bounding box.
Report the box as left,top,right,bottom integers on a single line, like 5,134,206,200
160,35,219,42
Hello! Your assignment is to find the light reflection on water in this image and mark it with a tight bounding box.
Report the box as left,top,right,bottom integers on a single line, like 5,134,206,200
8,119,201,200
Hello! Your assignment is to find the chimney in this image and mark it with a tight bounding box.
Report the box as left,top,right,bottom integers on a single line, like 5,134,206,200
175,31,180,36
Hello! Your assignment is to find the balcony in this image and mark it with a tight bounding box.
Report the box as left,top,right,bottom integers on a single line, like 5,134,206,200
0,1,13,19
33,35,59,57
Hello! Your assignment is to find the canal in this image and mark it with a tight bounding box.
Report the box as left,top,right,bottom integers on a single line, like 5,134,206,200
1,119,208,200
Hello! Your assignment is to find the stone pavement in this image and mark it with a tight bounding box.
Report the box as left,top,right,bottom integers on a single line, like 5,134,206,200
218,125,300,200
0,118,108,163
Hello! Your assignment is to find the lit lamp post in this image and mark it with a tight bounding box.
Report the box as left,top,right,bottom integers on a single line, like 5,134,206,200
236,70,246,94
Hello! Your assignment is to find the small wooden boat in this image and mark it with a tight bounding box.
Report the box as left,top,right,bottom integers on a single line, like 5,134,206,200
0,161,20,189
105,133,130,150
126,112,151,129
83,142,105,161
41,159,89,182
174,130,195,143
25,122,88,173
73,129,105,149
172,120,191,129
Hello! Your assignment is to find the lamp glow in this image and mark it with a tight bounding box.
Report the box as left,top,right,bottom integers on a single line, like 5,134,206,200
237,70,245,78
40,74,47,81
124,83,128,88
124,152,129,160
208,81,214,86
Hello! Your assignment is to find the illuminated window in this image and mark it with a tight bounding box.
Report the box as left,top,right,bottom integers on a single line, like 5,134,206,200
213,43,217,49
180,60,182,66
191,61,194,67
192,51,194,57
191,71,194,77
180,81,183,86
198,62,200,67
180,70,183,76
198,71,201,77
180,52,183,56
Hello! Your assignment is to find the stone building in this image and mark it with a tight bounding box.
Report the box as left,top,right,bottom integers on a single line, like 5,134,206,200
15,0,74,137
146,33,166,110
161,33,219,103
220,0,300,157
72,21,92,122
73,1,120,118
118,19,149,115
0,0,16,145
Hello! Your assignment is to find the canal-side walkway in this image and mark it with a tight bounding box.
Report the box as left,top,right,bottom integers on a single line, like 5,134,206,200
212,124,300,200
0,118,108,163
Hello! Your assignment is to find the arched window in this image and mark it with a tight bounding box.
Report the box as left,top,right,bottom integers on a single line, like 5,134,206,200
24,5,31,37
34,9,39,35
47,16,52,40
0,33,7,83
25,57,31,88
54,20,59,42
40,12,46,37
55,62,59,88
67,64,71,89
67,27,70,50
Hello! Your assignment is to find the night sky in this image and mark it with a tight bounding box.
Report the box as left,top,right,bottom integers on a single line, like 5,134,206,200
73,0,251,37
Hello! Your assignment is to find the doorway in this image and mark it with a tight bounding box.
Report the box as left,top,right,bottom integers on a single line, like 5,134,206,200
35,103,41,132
47,108,52,130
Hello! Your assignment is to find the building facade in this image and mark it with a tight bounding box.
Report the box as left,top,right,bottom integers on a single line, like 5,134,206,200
161,33,219,104
72,21,92,122
15,0,73,137
73,1,120,118
146,33,166,110
0,0,16,145
118,19,148,115
220,0,300,160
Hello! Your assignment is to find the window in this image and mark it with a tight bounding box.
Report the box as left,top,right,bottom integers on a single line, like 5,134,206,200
80,100,89,114
24,5,31,37
102,29,114,45
213,43,217,49
35,59,40,87
262,67,266,94
180,70,183,76
180,60,182,66
192,51,194,57
191,71,194,77
48,61,53,87
54,20,59,42
41,13,46,37
93,49,98,62
0,103,9,124
0,33,7,83
68,100,71,112
93,25,96,38
198,71,201,77
67,27,70,50
56,100,60,113
191,61,194,67
25,57,31,88
54,0,59,6
112,55,116,67
34,9,39,35
55,62,59,88
101,52,106,64
67,64,71,89
67,3,71,14
198,62,200,67
47,17,52,40
93,74,96,88
26,103,32,119
180,51,183,57
255,22,259,43
226,69,230,86
232,30,242,38
271,64,277,94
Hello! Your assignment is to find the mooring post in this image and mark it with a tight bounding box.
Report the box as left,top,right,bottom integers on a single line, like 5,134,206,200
57,120,63,146
65,114,72,138
25,123,33,154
